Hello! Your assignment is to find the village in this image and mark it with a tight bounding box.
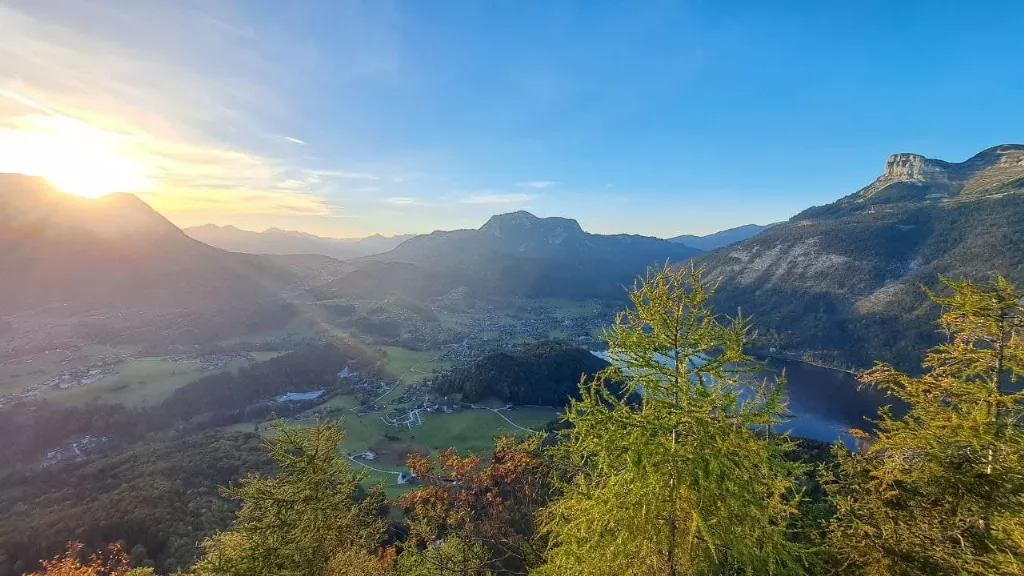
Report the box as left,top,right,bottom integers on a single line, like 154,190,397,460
0,348,278,408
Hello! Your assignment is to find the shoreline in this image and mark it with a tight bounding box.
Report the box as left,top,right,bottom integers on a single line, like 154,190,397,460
748,349,860,376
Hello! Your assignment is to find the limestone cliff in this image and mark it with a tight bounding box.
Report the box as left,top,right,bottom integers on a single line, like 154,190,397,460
852,144,1024,202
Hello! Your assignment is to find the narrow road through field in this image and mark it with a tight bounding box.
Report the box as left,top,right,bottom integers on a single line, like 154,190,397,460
469,404,537,433
346,455,403,477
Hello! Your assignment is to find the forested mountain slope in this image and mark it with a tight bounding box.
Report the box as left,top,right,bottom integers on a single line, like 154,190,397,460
698,144,1024,370
0,175,290,316
0,175,334,348
318,211,700,301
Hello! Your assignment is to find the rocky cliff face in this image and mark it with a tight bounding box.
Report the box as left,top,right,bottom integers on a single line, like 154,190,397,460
880,153,952,183
851,144,1024,202
698,143,1024,370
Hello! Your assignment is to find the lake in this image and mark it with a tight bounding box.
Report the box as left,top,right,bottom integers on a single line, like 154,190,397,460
752,358,895,448
592,350,897,448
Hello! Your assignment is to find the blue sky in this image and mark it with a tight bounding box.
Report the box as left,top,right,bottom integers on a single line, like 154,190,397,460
1,1,1022,237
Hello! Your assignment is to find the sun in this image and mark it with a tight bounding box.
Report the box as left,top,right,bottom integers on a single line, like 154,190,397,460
0,114,153,198
43,147,152,199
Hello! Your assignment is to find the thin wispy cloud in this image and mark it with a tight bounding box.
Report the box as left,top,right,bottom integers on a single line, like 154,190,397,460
311,169,380,180
519,180,557,189
385,197,421,205
461,193,536,205
0,2,357,222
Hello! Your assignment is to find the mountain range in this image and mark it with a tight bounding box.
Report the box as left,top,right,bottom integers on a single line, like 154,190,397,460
0,175,304,347
0,175,284,315
2,143,1022,369
698,144,1024,369
187,219,766,259
184,224,411,260
670,223,777,250
316,211,701,301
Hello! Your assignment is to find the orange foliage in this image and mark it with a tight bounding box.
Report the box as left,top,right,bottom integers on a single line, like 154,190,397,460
30,543,132,576
400,435,552,569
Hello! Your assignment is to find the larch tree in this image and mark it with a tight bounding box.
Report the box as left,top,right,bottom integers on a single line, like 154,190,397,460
389,536,494,576
537,265,811,576
192,420,389,576
826,276,1024,575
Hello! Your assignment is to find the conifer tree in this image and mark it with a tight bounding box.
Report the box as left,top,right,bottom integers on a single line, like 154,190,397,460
826,276,1024,575
389,536,493,576
192,420,388,576
537,265,810,576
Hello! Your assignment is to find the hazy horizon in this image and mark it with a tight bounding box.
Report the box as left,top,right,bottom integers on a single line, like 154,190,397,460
2,1,1022,237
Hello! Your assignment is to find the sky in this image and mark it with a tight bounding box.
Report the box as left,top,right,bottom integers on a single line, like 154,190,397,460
1,1,1022,238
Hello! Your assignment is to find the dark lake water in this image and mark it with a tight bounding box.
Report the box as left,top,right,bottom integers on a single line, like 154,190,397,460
591,351,898,448
753,359,894,448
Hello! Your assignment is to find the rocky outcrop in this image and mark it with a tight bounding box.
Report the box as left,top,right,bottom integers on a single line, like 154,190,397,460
852,144,1024,202
879,153,952,183
479,211,585,244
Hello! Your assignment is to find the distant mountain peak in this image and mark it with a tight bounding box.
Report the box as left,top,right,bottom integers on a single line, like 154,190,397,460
669,223,776,251
0,175,181,238
479,211,585,240
481,210,540,228
184,223,412,260
879,153,952,184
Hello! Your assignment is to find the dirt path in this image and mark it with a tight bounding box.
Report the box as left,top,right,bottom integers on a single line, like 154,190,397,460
347,455,403,477
469,404,537,433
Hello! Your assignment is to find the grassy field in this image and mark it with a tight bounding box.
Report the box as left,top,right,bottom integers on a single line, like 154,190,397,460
344,406,558,493
45,352,282,407
379,346,450,383
0,344,135,396
239,403,560,496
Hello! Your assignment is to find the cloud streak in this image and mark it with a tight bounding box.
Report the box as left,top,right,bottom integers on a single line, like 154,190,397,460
519,180,557,189
311,170,380,180
385,197,421,205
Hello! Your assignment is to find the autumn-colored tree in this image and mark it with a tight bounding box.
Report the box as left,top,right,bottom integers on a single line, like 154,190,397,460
401,435,552,574
30,543,152,576
826,276,1024,575
537,265,811,576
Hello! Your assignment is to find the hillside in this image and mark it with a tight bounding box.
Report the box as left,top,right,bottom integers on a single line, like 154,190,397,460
185,224,411,260
432,340,610,406
0,175,302,346
318,211,701,301
670,223,776,250
698,144,1024,370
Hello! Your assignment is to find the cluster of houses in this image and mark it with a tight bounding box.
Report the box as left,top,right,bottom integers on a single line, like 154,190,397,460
274,390,326,403
351,451,417,485
43,435,107,467
0,359,122,407
436,309,607,364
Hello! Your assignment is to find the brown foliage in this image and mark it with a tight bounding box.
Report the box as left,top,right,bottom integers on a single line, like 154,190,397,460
29,543,134,576
400,436,552,572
